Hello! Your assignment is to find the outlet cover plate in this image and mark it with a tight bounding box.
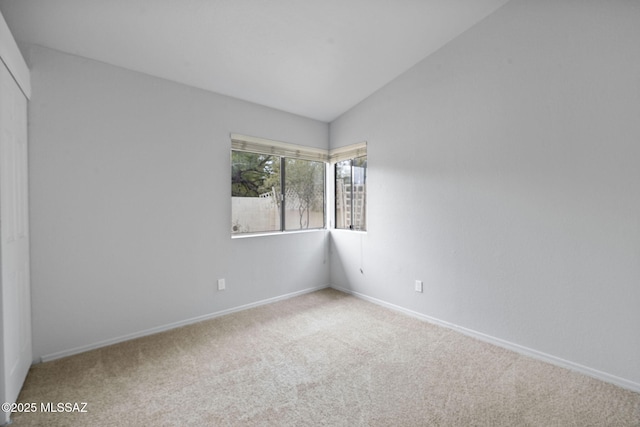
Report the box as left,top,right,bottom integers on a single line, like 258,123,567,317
415,280,423,293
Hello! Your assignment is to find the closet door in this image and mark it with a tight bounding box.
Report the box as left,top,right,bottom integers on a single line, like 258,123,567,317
0,60,32,423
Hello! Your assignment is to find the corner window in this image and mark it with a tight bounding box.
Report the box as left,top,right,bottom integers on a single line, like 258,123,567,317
231,134,327,235
331,143,367,231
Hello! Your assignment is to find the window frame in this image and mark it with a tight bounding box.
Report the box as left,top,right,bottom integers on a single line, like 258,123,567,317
231,134,329,237
330,142,368,232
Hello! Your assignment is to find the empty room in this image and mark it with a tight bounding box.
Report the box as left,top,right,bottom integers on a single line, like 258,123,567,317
0,0,639,425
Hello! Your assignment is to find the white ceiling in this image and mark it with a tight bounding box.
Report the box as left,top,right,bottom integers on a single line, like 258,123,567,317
0,0,509,122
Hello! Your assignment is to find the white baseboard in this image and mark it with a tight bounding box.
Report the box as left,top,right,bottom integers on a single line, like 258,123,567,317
40,284,330,363
332,285,640,394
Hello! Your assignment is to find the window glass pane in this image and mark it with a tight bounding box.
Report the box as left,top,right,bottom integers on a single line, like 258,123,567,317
334,156,367,231
231,151,281,234
351,156,367,231
284,158,325,230
335,160,352,229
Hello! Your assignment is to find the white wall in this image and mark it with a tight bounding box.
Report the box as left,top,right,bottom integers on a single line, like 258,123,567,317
25,45,330,360
330,0,640,389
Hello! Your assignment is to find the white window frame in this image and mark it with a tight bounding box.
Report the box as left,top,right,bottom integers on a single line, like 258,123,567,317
231,134,329,237
329,142,367,232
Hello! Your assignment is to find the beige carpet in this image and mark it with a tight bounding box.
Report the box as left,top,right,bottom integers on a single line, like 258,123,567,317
10,288,640,426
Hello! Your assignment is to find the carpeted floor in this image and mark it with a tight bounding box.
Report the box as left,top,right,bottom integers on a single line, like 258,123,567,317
9,288,640,426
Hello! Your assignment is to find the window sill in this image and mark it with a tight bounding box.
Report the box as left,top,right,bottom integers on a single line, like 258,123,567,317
231,228,327,239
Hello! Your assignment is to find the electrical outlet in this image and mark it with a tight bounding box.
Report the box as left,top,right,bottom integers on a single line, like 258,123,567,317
415,280,423,293
217,278,226,291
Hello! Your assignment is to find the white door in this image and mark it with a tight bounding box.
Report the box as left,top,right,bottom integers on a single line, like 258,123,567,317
0,60,32,424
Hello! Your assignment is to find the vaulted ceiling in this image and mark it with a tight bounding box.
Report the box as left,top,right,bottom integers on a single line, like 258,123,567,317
0,0,510,121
